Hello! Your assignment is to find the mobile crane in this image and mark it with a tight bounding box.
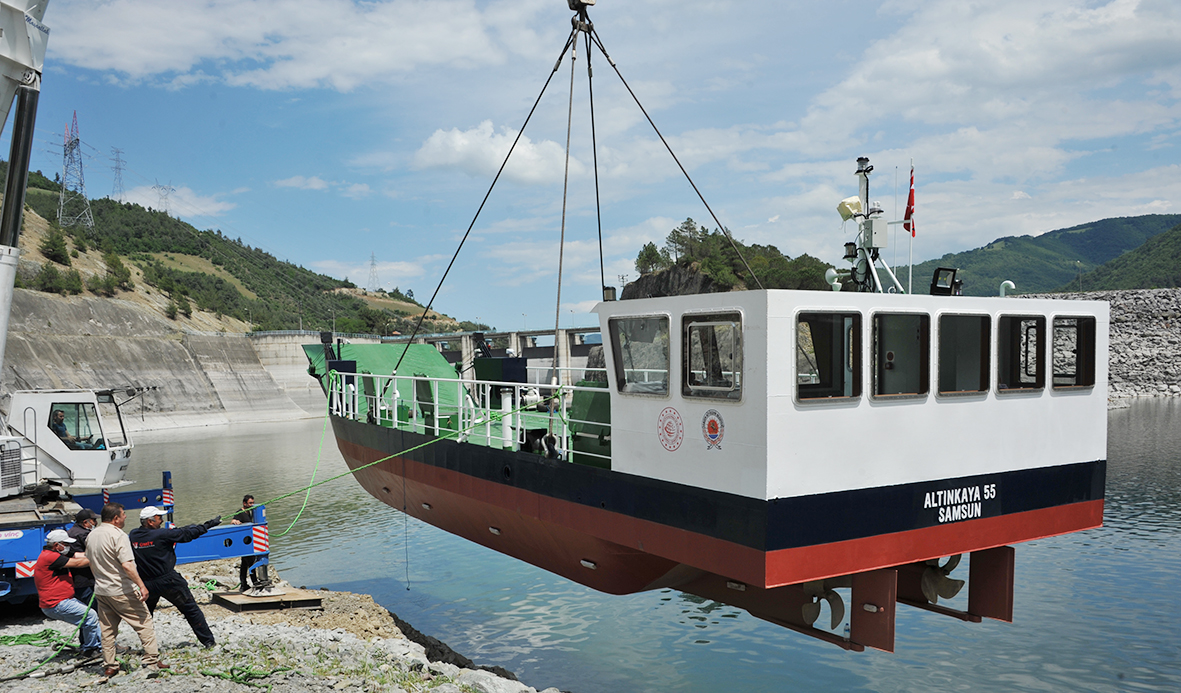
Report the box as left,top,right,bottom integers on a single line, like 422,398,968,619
0,1,270,604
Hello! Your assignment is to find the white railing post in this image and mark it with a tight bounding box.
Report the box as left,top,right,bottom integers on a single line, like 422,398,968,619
500,390,512,450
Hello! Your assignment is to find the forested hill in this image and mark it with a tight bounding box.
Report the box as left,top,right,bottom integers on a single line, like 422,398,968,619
910,214,1181,296
9,163,490,334
1063,221,1181,291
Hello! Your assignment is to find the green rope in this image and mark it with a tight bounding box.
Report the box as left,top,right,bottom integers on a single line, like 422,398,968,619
200,665,292,691
271,411,328,539
0,591,96,681
0,628,77,649
202,579,219,591
208,378,565,521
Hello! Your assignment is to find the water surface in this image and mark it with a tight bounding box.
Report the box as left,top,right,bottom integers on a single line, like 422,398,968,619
132,399,1181,692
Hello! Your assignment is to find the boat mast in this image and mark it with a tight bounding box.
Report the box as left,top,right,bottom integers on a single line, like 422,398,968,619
827,157,907,293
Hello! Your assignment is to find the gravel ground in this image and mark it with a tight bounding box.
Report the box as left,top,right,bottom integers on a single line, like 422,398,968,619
1,560,562,693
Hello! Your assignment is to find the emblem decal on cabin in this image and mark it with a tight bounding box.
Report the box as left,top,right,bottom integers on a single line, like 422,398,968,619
702,409,724,449
657,407,684,451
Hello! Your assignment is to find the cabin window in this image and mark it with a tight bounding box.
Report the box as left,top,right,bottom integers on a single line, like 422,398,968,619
48,402,105,450
1052,316,1096,388
938,314,990,394
872,313,930,397
997,315,1045,391
797,312,861,400
682,312,742,401
609,316,670,395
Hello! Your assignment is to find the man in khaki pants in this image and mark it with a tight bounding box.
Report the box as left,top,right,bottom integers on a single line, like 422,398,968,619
86,502,169,677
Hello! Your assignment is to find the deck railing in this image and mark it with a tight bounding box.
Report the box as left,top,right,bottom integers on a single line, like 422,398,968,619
327,371,611,467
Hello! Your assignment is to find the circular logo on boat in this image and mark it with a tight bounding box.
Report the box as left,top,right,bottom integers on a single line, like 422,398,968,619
657,407,684,451
702,409,724,449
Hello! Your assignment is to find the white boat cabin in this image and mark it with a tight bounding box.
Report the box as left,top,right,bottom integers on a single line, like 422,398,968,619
595,289,1108,501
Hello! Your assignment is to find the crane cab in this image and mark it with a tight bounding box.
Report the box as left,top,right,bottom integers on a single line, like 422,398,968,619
2,389,136,496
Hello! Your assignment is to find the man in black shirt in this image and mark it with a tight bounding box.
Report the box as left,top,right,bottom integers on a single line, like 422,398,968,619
230,494,262,591
67,508,99,605
128,506,220,648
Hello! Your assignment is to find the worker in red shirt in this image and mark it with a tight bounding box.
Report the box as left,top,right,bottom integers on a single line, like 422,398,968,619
33,529,101,657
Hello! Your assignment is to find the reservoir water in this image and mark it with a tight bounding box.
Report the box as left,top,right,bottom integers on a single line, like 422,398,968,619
132,399,1181,692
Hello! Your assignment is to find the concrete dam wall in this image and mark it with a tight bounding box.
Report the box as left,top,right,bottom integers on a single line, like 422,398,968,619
1,290,309,431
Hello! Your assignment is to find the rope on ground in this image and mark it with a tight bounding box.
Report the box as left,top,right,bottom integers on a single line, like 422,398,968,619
200,665,292,691
0,628,76,649
0,592,96,681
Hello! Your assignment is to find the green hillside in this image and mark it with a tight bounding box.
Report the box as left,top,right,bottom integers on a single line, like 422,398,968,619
11,165,492,334
1061,222,1181,291
910,214,1181,295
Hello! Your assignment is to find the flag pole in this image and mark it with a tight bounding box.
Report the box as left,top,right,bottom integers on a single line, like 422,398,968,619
908,158,914,294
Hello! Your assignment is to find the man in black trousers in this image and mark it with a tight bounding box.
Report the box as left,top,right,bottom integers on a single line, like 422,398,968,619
230,494,262,591
128,506,220,648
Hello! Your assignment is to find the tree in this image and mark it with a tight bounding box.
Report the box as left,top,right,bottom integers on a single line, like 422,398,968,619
665,218,701,263
176,293,192,318
102,251,134,291
165,300,178,320
39,228,71,266
635,242,664,274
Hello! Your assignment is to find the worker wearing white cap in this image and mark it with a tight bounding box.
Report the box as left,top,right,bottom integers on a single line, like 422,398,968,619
129,505,221,648
34,529,101,656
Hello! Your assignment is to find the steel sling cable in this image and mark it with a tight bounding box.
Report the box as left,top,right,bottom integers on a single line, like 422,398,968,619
392,25,580,377
585,28,608,297
550,27,578,431
586,26,765,290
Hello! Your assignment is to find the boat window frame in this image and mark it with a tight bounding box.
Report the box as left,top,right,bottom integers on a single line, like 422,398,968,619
870,311,931,400
935,313,991,397
1051,315,1097,390
607,313,672,397
681,311,743,402
997,314,1046,393
795,310,863,403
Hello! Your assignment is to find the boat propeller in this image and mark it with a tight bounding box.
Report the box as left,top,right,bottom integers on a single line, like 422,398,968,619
920,554,965,604
801,577,850,630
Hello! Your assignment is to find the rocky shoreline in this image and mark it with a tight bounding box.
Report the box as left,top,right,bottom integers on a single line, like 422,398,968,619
1024,287,1181,401
0,560,559,693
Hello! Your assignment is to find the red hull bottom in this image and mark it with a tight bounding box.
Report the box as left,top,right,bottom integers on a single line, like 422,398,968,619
338,436,1102,652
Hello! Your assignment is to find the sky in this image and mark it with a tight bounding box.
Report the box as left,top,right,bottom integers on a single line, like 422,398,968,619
12,0,1180,331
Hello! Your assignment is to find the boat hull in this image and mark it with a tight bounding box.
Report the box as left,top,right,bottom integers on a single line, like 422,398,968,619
330,414,1105,595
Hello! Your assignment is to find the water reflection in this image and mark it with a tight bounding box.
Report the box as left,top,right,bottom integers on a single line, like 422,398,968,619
129,400,1181,692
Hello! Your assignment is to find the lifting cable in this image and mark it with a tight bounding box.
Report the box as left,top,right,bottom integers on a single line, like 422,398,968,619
391,24,581,377
550,23,579,434
585,25,764,290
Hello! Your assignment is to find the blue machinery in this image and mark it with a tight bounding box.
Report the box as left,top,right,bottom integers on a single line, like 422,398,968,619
0,472,269,602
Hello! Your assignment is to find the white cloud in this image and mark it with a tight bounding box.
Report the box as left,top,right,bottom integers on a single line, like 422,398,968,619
51,0,554,91
274,175,329,190
123,184,236,217
413,120,585,185
273,176,373,198
310,258,430,287
342,183,372,199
